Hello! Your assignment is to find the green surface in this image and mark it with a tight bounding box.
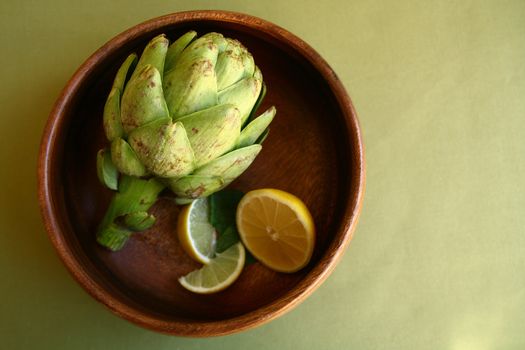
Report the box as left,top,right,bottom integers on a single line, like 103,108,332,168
1,0,524,349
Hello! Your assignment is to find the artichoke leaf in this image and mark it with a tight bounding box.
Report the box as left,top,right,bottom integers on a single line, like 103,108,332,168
120,64,170,133
128,119,195,178
201,32,228,51
96,148,118,190
177,104,241,167
112,53,138,91
110,138,148,177
193,144,262,183
242,48,256,78
246,85,267,126
174,198,194,205
130,34,169,80
218,75,262,125
164,30,197,72
245,66,266,124
103,87,124,141
163,35,220,118
237,106,275,148
215,38,255,91
103,54,138,141
168,175,224,199
253,64,263,81
256,128,270,144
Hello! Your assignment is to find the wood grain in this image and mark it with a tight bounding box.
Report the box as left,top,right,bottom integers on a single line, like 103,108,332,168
37,10,365,337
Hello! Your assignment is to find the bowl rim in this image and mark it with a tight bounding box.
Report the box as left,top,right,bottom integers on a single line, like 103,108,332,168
37,10,365,337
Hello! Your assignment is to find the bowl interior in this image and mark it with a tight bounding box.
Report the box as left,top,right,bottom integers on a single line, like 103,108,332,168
43,14,361,335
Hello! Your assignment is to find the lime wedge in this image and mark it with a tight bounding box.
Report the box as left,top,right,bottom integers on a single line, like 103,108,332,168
177,198,216,264
179,243,245,294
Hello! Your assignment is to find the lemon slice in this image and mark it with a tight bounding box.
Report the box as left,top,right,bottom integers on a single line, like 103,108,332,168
236,189,315,273
178,242,245,294
177,198,216,264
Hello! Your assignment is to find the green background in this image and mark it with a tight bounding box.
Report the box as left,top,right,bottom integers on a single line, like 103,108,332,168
1,0,524,349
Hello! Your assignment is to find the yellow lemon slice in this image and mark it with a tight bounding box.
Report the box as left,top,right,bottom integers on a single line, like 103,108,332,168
236,189,315,273
177,198,216,264
178,242,245,294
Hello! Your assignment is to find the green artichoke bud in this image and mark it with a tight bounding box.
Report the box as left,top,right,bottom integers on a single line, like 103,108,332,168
96,32,275,250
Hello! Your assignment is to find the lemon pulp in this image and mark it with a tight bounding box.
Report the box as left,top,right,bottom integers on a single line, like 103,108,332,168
236,188,315,273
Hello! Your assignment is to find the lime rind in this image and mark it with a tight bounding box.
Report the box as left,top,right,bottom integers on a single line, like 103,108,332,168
183,198,216,263
179,243,245,294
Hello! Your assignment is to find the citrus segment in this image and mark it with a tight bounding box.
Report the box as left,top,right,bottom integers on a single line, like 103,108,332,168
178,242,245,294
177,198,216,264
236,189,315,273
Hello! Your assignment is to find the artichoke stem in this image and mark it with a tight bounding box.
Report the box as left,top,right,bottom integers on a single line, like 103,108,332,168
96,176,165,251
96,224,132,251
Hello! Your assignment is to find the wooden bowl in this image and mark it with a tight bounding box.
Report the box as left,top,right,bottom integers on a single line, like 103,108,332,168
38,11,365,337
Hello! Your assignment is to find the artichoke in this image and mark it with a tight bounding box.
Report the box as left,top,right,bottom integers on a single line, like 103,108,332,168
96,32,275,250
